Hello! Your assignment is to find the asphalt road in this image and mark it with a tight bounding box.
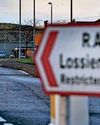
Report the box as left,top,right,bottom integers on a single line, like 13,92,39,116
89,97,100,125
1,67,100,125
0,67,50,125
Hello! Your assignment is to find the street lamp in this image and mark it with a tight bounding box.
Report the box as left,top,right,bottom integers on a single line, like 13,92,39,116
19,0,21,58
48,2,53,24
33,0,35,49
70,0,73,22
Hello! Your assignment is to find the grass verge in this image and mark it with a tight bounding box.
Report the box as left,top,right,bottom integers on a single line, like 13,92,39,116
17,58,33,65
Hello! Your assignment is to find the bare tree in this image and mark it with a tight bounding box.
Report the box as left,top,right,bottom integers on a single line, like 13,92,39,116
21,25,33,57
23,18,42,26
22,18,43,56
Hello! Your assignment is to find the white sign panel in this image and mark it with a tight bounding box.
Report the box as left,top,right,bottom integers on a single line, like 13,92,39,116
36,24,100,96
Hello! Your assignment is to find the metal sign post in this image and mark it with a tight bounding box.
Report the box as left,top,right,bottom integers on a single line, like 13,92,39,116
69,96,89,125
55,96,67,125
54,96,89,125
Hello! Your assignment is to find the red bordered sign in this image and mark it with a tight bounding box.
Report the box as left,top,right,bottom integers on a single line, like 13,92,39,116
35,23,100,96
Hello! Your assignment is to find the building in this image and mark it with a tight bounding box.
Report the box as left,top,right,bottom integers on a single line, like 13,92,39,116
0,23,43,58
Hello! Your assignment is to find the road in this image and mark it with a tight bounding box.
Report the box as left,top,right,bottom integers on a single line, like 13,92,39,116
89,97,100,125
0,67,50,125
0,67,100,125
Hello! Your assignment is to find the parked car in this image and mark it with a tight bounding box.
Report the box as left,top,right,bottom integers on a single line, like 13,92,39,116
0,51,6,58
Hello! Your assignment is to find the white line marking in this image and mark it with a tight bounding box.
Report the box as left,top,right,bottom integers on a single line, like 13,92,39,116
19,70,28,75
0,116,6,122
4,123,13,125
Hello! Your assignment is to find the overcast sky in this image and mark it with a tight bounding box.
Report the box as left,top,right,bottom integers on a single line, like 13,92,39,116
0,0,100,24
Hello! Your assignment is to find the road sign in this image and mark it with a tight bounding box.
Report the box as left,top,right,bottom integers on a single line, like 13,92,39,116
36,23,100,96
